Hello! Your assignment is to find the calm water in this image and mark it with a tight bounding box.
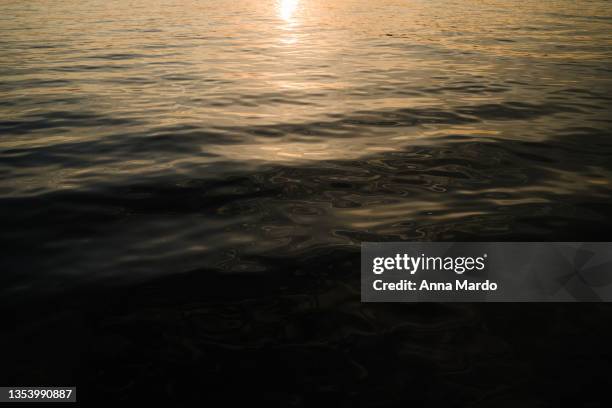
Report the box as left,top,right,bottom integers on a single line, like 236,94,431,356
0,0,612,290
2,0,612,294
2,0,612,403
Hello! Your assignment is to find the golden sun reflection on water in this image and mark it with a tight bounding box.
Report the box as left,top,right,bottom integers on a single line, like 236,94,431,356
278,0,299,22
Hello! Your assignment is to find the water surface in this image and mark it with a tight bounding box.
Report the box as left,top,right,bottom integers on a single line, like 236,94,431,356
1,0,612,292
2,0,612,404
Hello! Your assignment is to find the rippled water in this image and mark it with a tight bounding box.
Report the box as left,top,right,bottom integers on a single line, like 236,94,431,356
0,0,612,296
2,0,612,403
3,0,612,295
3,0,612,293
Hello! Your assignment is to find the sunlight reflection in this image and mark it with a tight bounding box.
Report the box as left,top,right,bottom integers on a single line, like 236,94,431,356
278,0,299,22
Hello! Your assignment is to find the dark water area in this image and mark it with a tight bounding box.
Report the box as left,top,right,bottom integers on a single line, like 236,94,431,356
1,0,612,405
